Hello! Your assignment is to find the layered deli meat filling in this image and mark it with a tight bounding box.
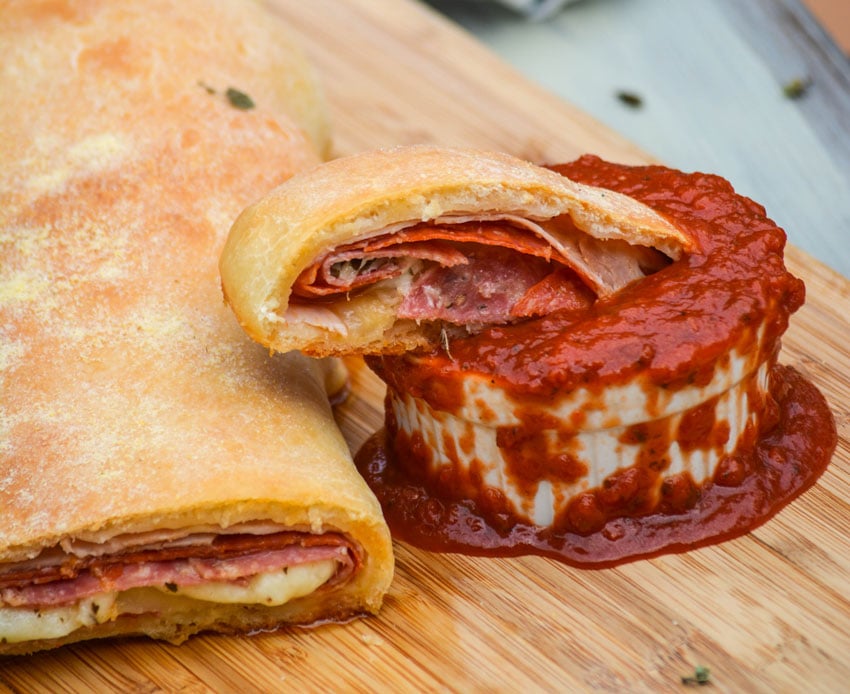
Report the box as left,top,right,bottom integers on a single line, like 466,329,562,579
0,523,361,644
288,212,682,335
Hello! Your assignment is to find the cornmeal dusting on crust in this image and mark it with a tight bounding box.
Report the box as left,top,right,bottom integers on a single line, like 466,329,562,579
25,133,131,196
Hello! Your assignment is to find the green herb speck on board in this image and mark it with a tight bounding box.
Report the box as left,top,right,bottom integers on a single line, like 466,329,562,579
681,665,711,686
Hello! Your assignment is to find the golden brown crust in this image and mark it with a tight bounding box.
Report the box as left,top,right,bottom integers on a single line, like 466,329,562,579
0,0,330,161
0,0,391,652
219,145,692,357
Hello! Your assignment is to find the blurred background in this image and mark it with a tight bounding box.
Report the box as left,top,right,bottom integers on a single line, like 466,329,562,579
426,0,850,278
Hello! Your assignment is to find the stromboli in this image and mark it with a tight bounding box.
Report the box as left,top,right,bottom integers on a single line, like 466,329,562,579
220,146,836,565
220,145,693,355
0,0,392,655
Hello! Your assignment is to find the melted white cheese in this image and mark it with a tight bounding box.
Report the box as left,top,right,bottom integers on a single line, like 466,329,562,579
0,593,117,645
170,560,336,605
0,560,335,644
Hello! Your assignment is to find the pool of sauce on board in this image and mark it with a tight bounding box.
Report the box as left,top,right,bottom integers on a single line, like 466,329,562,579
354,157,837,567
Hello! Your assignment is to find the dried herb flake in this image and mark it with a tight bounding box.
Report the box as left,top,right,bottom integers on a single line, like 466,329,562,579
164,582,178,593
616,90,644,109
226,87,255,110
681,665,711,686
783,77,812,100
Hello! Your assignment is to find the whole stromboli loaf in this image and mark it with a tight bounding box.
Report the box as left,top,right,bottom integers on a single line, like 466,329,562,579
0,0,392,655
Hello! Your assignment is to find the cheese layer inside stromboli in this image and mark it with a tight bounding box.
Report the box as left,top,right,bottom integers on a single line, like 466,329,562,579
0,523,361,644
219,146,693,356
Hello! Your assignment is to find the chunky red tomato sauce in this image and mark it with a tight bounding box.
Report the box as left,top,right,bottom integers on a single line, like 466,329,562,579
355,157,836,567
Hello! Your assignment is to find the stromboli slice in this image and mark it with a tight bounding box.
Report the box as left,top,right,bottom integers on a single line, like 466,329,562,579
0,525,358,646
354,155,835,566
219,145,693,356
221,145,834,566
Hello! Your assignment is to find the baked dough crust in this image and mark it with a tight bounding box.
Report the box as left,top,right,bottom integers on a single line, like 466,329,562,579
219,145,692,356
0,0,391,654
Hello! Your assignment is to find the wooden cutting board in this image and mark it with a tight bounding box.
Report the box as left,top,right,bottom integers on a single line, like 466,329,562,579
3,1,849,691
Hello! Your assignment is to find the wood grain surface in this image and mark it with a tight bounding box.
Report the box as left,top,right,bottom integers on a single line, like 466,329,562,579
2,1,849,691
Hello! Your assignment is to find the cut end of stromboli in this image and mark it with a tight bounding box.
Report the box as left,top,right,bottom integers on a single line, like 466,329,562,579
219,145,694,357
0,494,393,655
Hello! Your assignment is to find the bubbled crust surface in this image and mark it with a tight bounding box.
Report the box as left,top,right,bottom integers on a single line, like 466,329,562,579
219,144,692,357
0,0,392,638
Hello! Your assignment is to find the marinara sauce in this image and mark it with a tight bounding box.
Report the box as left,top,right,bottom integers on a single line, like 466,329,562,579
355,156,837,567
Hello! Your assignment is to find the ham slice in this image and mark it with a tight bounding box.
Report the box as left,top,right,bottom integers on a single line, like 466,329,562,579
397,246,593,325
